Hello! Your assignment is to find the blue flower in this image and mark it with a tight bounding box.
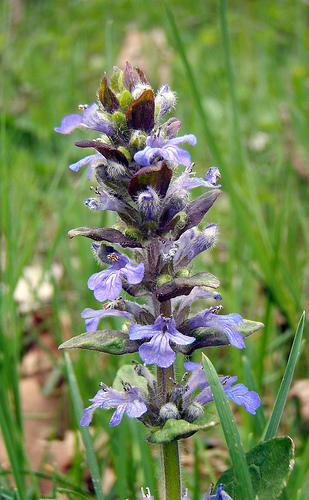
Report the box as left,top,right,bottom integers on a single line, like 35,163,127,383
182,485,232,500
183,362,261,415
80,383,147,427
129,316,195,368
155,85,177,121
134,131,197,167
69,153,103,179
88,253,144,302
81,307,134,332
54,103,115,136
186,307,245,349
205,167,221,188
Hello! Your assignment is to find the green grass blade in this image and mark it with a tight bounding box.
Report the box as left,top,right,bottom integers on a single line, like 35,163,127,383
64,352,105,500
264,311,305,441
202,354,255,500
164,1,223,167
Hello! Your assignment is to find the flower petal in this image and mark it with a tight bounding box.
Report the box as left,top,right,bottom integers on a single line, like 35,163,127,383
139,332,176,368
121,262,145,284
54,114,83,134
109,404,127,426
94,272,122,302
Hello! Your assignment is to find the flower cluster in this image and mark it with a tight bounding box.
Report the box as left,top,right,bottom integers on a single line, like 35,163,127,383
57,61,262,453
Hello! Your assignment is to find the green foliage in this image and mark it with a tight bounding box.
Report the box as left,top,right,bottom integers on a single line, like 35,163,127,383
148,413,219,444
218,437,294,500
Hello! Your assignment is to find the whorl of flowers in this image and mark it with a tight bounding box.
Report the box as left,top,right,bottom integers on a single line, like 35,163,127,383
57,62,262,438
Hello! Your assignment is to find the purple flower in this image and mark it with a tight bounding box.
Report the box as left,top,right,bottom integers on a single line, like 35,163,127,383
54,103,115,136
69,153,103,179
182,485,232,500
129,316,195,368
184,362,261,415
205,167,221,188
187,307,245,349
173,224,217,266
88,253,144,302
80,384,147,427
81,307,134,332
155,85,177,121
134,131,197,167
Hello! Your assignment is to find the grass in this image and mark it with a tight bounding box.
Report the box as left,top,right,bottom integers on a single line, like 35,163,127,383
0,0,308,498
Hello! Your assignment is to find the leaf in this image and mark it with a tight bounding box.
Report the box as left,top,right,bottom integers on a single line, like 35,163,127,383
98,73,119,112
126,89,155,132
178,319,264,354
67,226,142,248
128,162,173,198
154,272,220,302
178,190,222,235
75,139,129,167
122,61,149,91
148,412,218,444
112,364,148,393
58,330,139,355
218,437,295,500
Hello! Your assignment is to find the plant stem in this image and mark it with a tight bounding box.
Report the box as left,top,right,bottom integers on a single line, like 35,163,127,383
160,440,181,500
157,363,181,500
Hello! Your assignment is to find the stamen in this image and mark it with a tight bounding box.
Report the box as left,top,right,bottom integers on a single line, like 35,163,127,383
107,252,120,262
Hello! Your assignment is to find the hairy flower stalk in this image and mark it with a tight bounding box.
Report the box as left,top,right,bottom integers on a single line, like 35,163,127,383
57,62,263,500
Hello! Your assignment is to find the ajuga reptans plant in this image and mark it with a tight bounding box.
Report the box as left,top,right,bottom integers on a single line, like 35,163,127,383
56,62,264,500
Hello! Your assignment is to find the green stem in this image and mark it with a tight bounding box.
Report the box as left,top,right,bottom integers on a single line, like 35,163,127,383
156,362,181,500
160,440,181,500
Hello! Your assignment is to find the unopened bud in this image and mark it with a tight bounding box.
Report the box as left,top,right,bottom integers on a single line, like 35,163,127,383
111,111,127,132
184,401,203,422
136,187,160,221
159,403,180,422
156,274,171,288
119,89,132,112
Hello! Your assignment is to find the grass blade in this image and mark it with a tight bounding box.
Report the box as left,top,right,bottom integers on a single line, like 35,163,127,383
264,311,305,441
64,352,105,500
202,354,255,500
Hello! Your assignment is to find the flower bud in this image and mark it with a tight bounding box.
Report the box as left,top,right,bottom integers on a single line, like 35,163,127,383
119,89,132,112
111,111,128,132
184,401,204,422
159,403,180,422
110,66,122,92
155,85,177,122
136,187,160,221
123,227,142,242
129,130,146,152
156,274,171,288
176,269,190,278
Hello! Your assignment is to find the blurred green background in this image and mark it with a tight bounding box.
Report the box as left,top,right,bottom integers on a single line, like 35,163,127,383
1,0,309,498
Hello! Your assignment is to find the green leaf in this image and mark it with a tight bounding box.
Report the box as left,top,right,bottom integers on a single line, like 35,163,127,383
154,272,220,302
218,436,294,500
67,226,142,248
178,319,264,353
112,364,148,394
264,312,305,441
58,330,139,355
202,354,255,500
148,412,218,444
